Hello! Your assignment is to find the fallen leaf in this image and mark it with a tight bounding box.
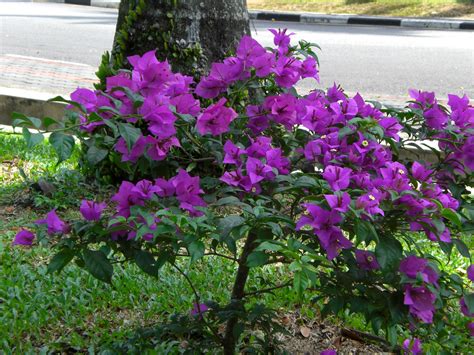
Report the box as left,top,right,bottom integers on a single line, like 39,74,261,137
300,325,311,338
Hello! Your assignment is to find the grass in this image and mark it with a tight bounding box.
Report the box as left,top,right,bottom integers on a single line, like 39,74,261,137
1,132,473,352
247,0,474,18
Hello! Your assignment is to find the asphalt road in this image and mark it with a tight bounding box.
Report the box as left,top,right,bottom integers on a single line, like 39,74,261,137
1,3,473,102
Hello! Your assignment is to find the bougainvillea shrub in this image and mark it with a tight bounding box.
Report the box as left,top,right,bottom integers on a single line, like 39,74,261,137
13,29,473,353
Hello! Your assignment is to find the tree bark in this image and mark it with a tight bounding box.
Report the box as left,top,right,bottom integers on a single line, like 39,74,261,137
222,232,258,355
113,0,250,74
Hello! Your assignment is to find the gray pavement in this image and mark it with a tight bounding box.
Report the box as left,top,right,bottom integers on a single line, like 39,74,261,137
0,2,473,103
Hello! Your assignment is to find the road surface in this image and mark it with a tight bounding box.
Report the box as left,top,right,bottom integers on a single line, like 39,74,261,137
0,2,473,102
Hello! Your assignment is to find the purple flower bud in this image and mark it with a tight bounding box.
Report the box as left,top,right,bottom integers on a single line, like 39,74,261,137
190,303,209,317
402,338,422,355
320,349,337,355
36,210,69,235
12,229,35,246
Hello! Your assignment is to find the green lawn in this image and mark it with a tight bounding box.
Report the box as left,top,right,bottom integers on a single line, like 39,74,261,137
248,0,474,18
1,132,472,352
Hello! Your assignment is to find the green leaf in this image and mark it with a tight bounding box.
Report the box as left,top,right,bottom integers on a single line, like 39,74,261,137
441,208,462,228
188,241,205,263
86,145,108,165
355,219,379,243
134,250,159,278
453,238,470,258
117,122,141,150
218,215,245,238
47,249,75,274
49,132,75,163
246,251,269,267
22,128,44,149
12,112,42,129
375,236,403,269
255,241,283,252
83,249,113,283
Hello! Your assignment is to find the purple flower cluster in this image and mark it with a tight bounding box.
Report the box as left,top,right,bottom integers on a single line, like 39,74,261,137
220,137,290,193
196,32,318,99
112,169,206,219
399,256,439,323
72,50,199,162
411,90,474,173
296,203,352,260
291,86,462,248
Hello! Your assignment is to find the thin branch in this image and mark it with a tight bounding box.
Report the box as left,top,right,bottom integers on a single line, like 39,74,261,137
244,280,292,297
340,328,401,352
171,262,223,346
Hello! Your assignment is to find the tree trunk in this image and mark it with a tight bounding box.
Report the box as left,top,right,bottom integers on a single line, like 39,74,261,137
112,0,250,75
223,232,258,354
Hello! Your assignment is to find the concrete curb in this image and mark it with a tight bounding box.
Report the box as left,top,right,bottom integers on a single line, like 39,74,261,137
249,10,474,31
0,88,66,127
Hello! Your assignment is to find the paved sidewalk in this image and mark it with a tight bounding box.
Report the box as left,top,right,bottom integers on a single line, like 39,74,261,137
0,54,97,97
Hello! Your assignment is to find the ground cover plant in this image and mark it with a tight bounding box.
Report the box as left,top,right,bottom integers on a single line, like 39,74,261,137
9,29,474,353
247,0,474,18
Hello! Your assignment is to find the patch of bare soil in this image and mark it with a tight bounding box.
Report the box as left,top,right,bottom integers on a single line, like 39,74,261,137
278,312,389,354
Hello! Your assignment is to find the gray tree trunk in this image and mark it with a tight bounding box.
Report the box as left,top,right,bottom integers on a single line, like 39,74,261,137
112,0,250,75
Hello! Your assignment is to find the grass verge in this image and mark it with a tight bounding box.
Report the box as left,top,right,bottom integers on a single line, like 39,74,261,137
247,0,474,18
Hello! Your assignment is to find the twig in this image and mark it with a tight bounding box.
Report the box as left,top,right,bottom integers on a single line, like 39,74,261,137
171,262,223,346
243,280,292,297
340,327,401,352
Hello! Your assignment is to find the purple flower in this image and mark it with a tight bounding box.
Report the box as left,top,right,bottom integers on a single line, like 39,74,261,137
411,161,432,182
36,210,69,235
115,136,149,163
269,28,294,54
322,165,351,191
154,178,175,197
356,189,385,216
300,56,319,82
246,157,274,184
80,200,106,222
324,192,351,213
246,136,273,158
274,56,301,88
403,284,436,323
399,256,438,285
296,204,342,232
170,170,206,216
355,250,380,271
460,297,474,318
468,265,474,282
402,338,422,355
171,93,200,116
320,350,337,355
220,169,244,187
196,98,237,136
266,148,290,175
131,179,161,200
246,105,269,134
12,229,35,246
409,89,436,109
190,303,209,317
318,227,353,260
468,322,474,337
424,104,448,130
223,140,246,165
263,94,297,130
379,117,402,141
111,181,145,218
